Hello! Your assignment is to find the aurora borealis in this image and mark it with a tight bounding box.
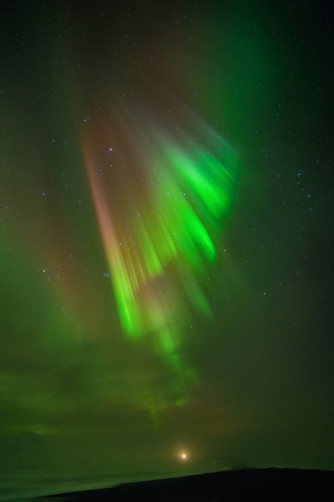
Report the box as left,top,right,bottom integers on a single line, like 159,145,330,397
82,109,241,413
1,0,334,499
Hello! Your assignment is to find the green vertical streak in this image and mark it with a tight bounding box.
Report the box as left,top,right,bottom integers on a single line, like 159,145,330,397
106,128,241,414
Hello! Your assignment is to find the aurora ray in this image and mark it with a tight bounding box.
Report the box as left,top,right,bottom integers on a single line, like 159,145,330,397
82,110,241,413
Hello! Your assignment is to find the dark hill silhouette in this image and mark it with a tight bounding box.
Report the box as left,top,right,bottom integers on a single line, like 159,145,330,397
36,468,334,502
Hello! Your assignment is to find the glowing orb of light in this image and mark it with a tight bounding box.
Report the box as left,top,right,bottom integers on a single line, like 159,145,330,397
180,453,188,460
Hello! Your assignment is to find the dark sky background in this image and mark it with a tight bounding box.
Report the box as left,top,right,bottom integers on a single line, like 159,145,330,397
0,0,333,499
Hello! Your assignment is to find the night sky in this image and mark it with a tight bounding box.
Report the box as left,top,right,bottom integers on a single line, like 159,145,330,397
1,0,334,499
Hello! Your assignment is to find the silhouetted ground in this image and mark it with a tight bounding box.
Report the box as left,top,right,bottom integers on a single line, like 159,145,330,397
36,468,334,502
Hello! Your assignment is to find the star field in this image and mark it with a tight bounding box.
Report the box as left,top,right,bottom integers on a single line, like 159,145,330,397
0,0,333,499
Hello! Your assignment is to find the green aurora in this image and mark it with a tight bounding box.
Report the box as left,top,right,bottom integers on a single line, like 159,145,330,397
82,111,241,413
